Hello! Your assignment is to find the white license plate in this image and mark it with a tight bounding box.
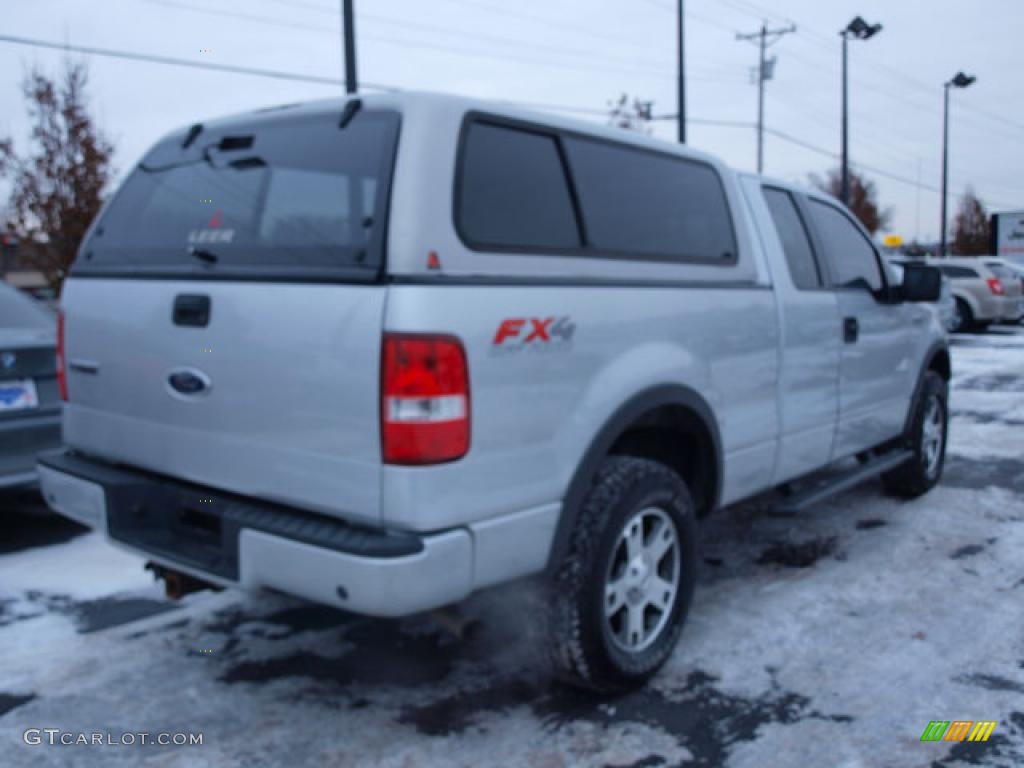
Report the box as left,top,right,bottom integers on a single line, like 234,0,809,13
0,379,39,412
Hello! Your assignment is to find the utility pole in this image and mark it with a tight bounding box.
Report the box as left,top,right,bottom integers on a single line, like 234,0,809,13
677,0,686,143
342,0,357,94
736,22,795,174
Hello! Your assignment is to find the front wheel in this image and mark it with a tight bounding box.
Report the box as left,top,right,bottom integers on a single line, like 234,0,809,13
547,456,697,692
882,371,948,498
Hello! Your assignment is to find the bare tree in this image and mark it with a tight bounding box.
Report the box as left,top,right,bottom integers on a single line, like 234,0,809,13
0,60,115,294
608,94,654,134
811,167,892,235
950,188,991,256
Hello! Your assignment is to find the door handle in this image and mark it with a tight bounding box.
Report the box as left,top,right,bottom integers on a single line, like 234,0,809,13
68,358,100,374
843,316,859,344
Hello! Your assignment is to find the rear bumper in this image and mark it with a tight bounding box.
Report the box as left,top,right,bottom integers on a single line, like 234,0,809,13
998,296,1024,322
36,450,476,617
0,411,61,488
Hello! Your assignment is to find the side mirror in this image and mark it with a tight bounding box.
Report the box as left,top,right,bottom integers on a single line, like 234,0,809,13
901,264,942,302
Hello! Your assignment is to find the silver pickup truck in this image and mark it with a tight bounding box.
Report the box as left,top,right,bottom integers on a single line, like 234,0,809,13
38,92,948,692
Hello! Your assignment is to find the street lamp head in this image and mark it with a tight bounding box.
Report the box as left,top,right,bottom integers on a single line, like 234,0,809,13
949,72,976,88
844,16,882,40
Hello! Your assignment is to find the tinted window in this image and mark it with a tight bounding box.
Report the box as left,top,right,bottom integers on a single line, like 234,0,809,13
457,122,580,249
563,138,736,261
940,265,978,278
808,201,882,291
76,111,399,275
762,187,821,289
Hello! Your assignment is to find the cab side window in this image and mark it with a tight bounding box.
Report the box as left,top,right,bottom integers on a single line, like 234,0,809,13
808,200,883,292
762,187,822,290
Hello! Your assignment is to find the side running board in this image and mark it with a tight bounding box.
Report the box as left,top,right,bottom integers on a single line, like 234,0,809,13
774,449,914,515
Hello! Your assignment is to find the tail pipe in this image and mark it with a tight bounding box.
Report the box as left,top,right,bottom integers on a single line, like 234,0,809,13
145,562,220,600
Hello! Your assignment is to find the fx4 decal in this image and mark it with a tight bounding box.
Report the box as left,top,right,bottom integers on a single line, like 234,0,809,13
492,316,576,354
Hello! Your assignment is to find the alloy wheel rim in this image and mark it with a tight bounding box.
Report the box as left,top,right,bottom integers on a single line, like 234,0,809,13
604,506,680,653
921,394,945,478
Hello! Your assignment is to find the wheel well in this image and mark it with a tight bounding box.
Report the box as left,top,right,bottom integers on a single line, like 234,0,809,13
608,405,717,517
929,348,951,381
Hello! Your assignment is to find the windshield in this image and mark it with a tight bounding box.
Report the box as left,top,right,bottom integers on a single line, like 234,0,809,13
74,109,399,278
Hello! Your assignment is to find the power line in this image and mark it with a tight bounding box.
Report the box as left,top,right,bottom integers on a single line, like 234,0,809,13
140,0,744,84
267,0,679,72
699,0,1024,137
763,126,1018,210
0,32,392,89
276,0,678,59
1,32,1013,212
637,0,737,35
0,33,745,130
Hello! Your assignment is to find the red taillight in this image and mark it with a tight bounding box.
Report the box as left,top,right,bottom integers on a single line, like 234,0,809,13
56,309,68,401
987,277,1005,296
381,333,470,465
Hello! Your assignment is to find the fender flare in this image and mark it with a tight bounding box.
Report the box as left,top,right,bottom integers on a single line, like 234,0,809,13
545,384,722,573
901,341,951,439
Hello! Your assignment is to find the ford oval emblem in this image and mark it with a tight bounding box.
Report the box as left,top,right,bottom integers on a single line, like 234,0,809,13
167,368,211,398
0,351,15,370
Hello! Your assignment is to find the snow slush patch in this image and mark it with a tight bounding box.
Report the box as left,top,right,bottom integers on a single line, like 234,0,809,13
398,668,853,767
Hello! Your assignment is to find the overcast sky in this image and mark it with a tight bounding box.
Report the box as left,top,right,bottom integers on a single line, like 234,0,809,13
2,0,1022,242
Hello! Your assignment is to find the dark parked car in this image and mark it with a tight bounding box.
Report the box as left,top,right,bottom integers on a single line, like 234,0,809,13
0,282,62,488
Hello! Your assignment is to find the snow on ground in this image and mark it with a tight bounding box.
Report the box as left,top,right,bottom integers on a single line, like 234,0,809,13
1,327,1022,768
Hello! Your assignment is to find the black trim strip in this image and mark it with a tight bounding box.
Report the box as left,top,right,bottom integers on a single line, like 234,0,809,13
38,451,425,576
66,267,384,284
389,274,770,290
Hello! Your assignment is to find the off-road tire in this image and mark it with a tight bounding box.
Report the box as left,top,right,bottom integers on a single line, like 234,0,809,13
882,371,948,498
547,456,697,693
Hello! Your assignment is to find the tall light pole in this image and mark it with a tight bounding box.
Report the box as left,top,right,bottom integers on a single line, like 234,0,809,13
840,16,881,207
940,71,976,256
342,0,357,94
678,0,686,143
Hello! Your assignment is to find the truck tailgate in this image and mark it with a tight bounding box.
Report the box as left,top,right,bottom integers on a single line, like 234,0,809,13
61,278,385,523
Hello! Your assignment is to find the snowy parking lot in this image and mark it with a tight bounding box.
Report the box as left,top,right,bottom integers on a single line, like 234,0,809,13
2,327,1022,768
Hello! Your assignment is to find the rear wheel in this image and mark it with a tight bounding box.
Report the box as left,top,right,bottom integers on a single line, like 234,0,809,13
547,456,697,692
882,371,948,498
